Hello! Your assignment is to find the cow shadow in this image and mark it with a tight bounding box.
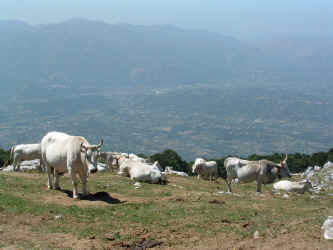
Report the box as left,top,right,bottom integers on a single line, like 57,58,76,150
59,189,124,204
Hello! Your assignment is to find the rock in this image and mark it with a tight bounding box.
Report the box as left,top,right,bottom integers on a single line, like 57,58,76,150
253,230,260,239
104,233,115,241
321,216,333,240
134,182,141,189
54,215,62,220
97,163,109,172
323,161,333,169
314,166,321,171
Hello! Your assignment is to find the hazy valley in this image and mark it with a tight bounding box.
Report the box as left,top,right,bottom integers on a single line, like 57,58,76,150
1,19,333,160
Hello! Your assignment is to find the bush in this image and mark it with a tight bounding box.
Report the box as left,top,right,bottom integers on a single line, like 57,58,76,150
0,148,11,166
150,149,190,173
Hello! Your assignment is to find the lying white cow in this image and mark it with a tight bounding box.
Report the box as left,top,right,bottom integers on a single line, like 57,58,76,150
225,155,291,193
10,143,42,171
192,158,218,180
129,153,147,163
273,180,312,194
164,166,189,177
41,131,103,199
118,159,166,184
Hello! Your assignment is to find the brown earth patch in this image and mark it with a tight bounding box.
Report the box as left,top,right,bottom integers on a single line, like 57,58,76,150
0,213,101,249
168,232,333,250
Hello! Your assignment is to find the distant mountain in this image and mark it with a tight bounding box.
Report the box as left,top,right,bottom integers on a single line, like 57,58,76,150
1,19,333,160
0,19,266,94
256,35,333,84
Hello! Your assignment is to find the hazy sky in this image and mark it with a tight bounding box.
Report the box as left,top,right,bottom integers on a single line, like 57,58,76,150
2,0,333,40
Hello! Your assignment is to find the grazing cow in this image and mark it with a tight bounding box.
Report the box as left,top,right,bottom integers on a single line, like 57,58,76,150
224,155,291,193
273,179,312,194
99,152,118,172
192,158,218,181
10,143,42,171
118,160,166,184
41,131,103,199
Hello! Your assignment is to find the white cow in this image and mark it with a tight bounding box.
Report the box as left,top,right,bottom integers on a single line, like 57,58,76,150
41,131,103,199
192,158,218,181
224,155,291,193
164,166,189,177
10,143,42,171
99,152,120,172
273,180,312,194
118,159,166,184
129,153,147,163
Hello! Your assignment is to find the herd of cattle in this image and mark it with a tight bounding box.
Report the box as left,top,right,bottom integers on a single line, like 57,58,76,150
2,131,314,199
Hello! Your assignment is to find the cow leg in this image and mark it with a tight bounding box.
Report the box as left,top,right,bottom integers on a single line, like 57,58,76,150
47,166,53,189
226,177,232,193
108,160,113,173
69,168,79,199
54,171,61,190
78,170,88,197
256,181,262,193
12,157,19,171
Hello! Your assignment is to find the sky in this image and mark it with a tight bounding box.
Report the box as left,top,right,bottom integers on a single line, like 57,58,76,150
1,0,333,40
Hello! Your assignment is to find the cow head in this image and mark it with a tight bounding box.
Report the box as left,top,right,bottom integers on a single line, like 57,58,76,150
277,154,291,179
80,139,103,174
192,158,204,174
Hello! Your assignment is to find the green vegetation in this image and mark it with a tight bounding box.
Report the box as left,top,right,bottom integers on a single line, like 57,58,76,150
2,147,333,175
0,148,10,166
0,171,332,249
150,149,189,173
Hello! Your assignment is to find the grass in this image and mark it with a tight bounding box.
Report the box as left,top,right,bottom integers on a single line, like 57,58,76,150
0,171,332,249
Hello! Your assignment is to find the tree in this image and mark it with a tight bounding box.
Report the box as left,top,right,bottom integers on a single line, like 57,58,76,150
0,148,11,166
150,149,189,173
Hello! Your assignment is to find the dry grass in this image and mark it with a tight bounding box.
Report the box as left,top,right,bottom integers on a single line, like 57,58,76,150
0,171,332,249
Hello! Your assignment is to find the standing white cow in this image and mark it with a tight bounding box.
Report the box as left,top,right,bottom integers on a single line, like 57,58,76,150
10,143,42,171
99,152,119,172
224,155,291,193
192,158,218,181
41,131,103,199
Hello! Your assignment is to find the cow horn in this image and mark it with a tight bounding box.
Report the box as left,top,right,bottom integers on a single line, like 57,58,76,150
97,139,103,149
283,154,288,163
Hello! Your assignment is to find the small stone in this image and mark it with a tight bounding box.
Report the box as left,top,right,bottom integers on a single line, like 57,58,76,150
54,215,62,220
253,230,260,239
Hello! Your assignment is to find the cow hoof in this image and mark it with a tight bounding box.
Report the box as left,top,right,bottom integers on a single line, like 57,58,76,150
47,186,53,190
73,195,80,199
55,187,61,190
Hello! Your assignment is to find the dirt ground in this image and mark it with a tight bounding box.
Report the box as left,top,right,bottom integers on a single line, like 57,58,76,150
0,172,332,249
1,212,331,250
